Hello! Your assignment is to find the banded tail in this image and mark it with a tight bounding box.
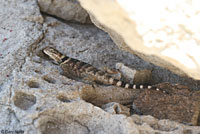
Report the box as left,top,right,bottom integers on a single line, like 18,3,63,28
105,76,160,91
43,47,163,92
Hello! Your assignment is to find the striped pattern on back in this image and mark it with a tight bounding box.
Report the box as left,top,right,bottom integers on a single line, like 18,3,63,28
42,47,161,92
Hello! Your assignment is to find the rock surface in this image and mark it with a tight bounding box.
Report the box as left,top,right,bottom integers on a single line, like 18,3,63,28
131,114,200,134
79,0,200,80
38,0,90,23
101,102,130,116
133,83,200,126
0,0,199,134
116,63,152,85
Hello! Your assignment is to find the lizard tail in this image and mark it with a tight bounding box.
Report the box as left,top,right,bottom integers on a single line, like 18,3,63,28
107,76,159,90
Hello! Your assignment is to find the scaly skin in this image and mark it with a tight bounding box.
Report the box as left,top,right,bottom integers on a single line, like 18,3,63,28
43,47,164,92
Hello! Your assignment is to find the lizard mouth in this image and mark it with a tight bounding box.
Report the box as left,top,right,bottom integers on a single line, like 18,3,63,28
42,47,64,64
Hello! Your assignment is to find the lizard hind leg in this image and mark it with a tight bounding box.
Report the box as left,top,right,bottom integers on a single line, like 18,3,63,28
102,66,122,80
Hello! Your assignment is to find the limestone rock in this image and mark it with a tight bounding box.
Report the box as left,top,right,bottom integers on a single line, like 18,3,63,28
0,0,200,133
116,63,152,85
38,0,90,23
133,83,200,125
131,114,200,134
79,0,200,80
101,102,130,116
0,0,43,131
36,101,138,134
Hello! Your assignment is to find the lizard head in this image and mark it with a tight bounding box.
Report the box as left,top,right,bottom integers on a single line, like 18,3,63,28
42,47,65,64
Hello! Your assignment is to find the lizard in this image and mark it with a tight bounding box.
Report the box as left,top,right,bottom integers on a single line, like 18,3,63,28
42,47,165,92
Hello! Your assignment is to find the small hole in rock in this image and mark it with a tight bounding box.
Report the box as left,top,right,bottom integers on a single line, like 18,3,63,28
34,70,42,74
154,132,161,134
39,119,89,134
42,76,56,84
13,91,36,110
27,80,40,88
57,95,72,103
41,120,63,134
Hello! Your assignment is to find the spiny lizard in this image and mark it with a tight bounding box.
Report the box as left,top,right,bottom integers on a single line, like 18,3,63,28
43,47,165,92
